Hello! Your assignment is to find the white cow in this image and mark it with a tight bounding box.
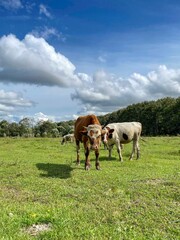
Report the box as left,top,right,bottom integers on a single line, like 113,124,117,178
103,122,142,161
61,134,75,145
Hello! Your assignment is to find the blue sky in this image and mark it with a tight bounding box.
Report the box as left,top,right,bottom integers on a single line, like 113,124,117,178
0,0,180,122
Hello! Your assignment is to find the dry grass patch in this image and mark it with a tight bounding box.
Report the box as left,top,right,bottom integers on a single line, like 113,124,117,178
23,223,52,236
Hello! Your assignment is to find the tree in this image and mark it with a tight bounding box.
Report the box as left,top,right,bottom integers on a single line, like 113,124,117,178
19,118,33,137
0,120,9,137
8,122,20,137
34,120,58,137
57,121,74,136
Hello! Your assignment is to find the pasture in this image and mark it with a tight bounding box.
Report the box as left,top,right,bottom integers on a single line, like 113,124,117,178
0,137,179,240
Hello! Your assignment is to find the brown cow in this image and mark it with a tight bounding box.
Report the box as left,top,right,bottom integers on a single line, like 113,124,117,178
74,114,105,170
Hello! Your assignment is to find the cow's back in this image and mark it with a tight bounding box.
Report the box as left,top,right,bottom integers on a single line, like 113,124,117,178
107,122,142,143
74,115,100,142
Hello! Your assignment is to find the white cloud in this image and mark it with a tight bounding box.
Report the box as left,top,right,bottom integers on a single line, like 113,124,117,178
26,112,75,124
0,89,34,118
0,33,179,119
0,34,81,87
146,65,180,94
98,55,106,63
77,73,92,83
30,26,64,41
72,65,180,115
0,0,23,10
24,2,35,13
39,4,52,18
33,112,51,122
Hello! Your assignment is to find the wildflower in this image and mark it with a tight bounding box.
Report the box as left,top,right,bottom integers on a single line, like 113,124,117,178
31,213,37,218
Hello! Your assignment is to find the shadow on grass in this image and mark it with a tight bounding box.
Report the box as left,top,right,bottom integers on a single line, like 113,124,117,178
99,156,116,161
36,163,73,179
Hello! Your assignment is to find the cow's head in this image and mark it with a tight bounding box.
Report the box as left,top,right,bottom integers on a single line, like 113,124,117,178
81,124,106,150
102,127,114,144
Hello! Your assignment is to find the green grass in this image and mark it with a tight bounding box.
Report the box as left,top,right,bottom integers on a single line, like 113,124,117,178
0,137,179,240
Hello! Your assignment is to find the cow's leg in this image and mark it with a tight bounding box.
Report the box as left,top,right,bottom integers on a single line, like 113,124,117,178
76,140,80,165
95,149,100,170
85,147,91,170
108,145,113,159
129,140,136,160
136,140,140,159
83,140,91,170
116,141,123,162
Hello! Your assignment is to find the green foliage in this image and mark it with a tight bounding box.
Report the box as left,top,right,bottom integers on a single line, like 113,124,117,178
19,118,33,137
100,97,180,136
0,120,9,137
57,121,74,136
34,120,58,137
0,137,179,239
8,122,20,137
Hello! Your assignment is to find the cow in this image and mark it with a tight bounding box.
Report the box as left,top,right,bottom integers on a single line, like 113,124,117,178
103,122,142,162
61,134,75,145
74,114,106,170
102,133,123,150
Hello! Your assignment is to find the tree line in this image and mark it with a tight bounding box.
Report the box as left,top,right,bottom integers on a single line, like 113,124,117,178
99,97,180,136
0,118,74,138
0,97,179,137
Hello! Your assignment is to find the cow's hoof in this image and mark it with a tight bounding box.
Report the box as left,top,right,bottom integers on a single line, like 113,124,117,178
85,165,91,170
96,164,101,170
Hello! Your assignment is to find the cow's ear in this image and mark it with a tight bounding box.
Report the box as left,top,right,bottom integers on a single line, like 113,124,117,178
101,129,107,135
109,129,114,134
80,130,88,136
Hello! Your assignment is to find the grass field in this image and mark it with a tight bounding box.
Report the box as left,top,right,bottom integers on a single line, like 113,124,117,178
0,137,179,240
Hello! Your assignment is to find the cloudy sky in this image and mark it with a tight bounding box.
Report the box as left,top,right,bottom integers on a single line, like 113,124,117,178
0,0,180,122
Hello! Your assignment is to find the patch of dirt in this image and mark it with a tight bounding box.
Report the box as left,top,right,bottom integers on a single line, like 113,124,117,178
24,223,52,236
146,178,165,185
